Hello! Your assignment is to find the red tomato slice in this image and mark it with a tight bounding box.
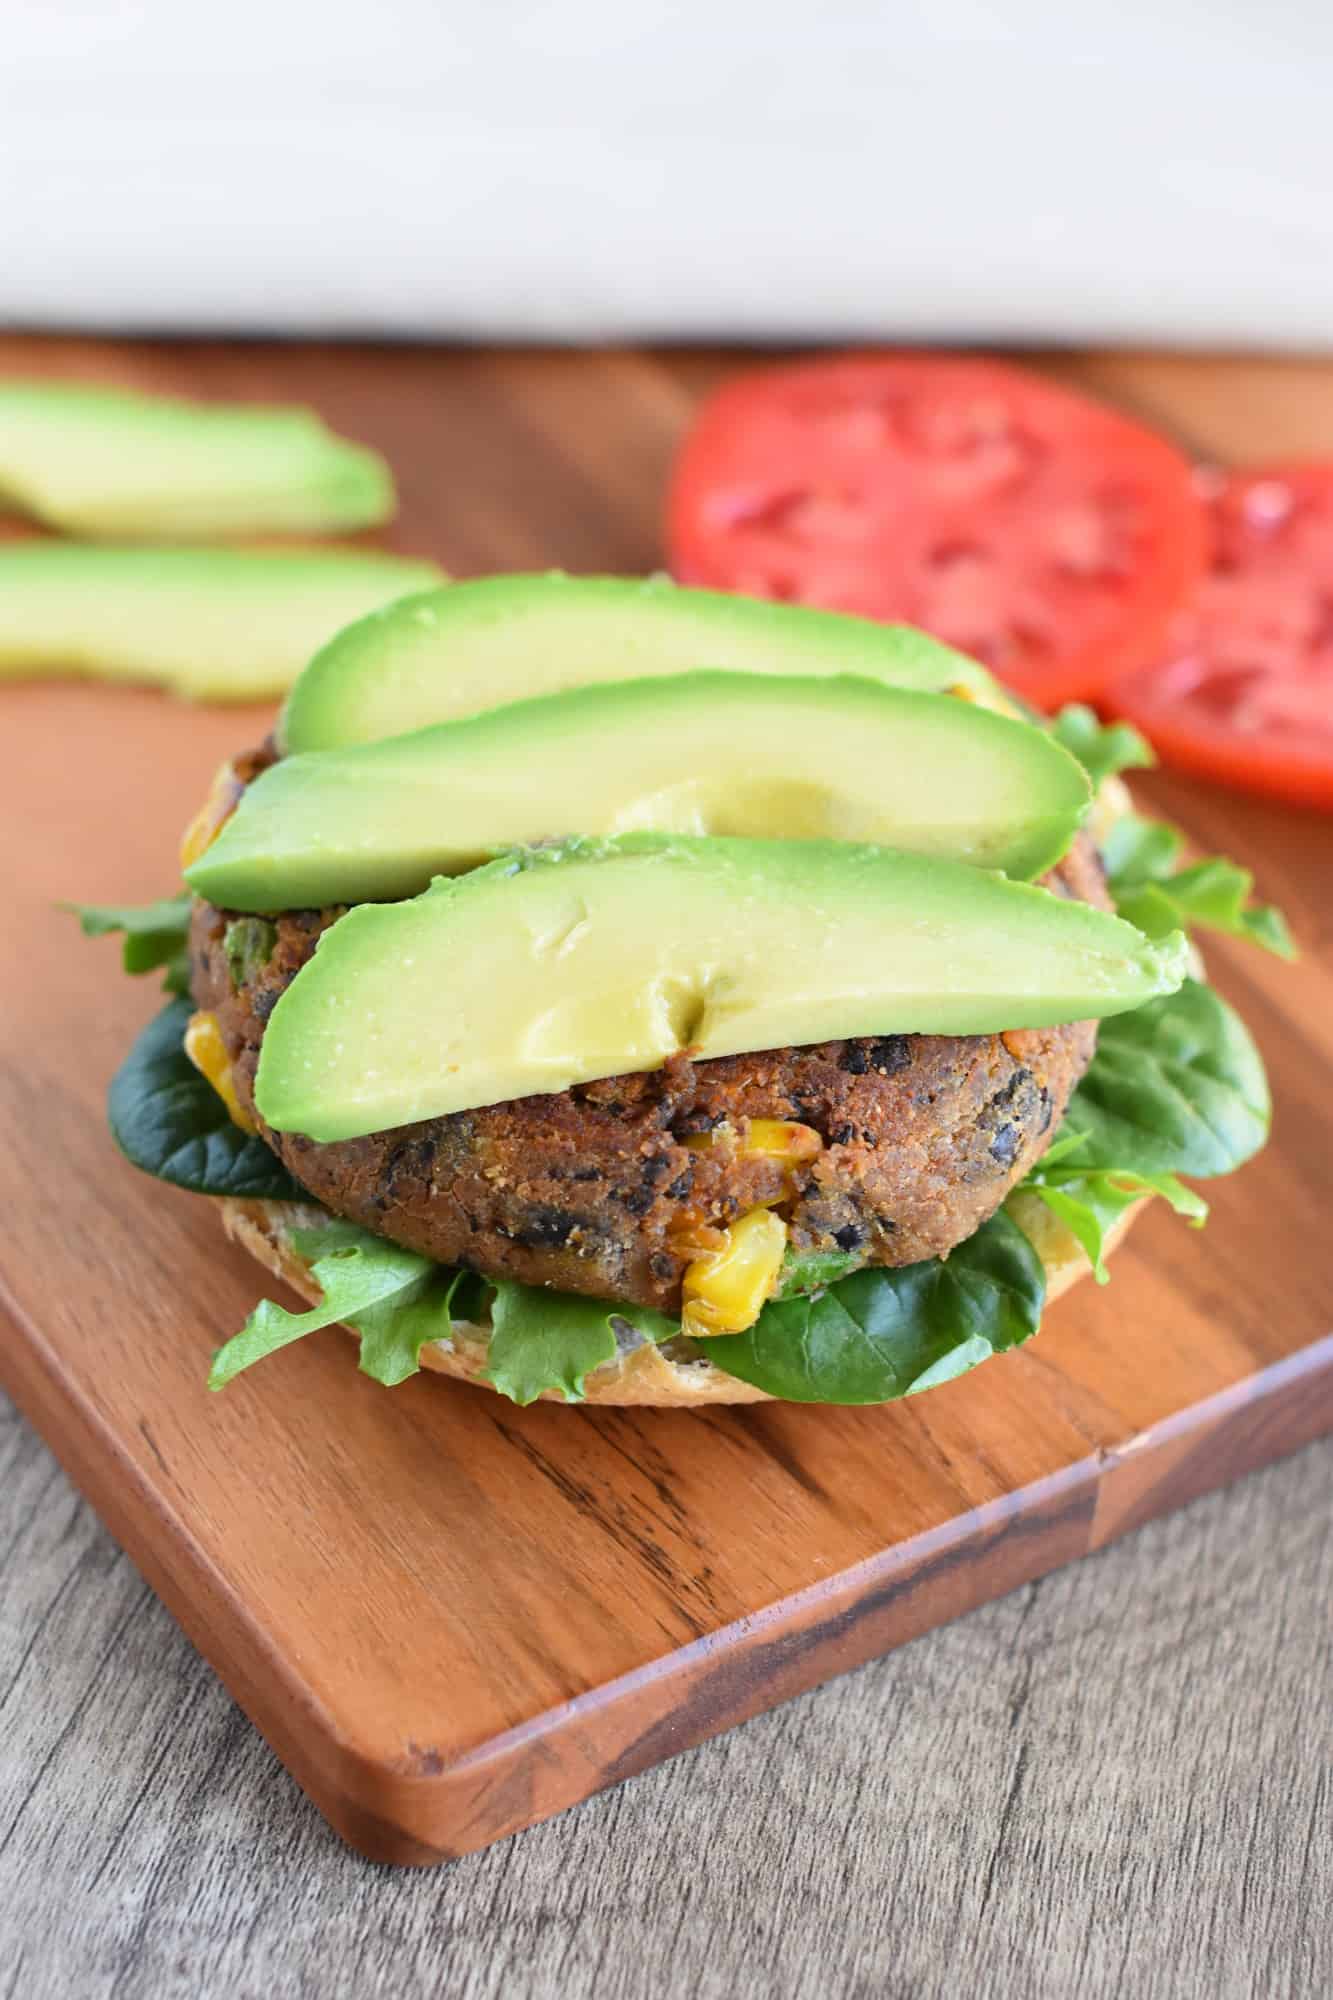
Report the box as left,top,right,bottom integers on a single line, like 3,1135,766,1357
666,353,1206,709
1107,463,1333,809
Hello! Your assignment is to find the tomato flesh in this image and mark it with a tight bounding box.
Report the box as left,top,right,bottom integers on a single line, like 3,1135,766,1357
667,354,1206,710
1109,464,1333,809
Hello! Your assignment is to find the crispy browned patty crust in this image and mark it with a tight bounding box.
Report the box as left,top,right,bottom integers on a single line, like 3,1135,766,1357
188,834,1107,1312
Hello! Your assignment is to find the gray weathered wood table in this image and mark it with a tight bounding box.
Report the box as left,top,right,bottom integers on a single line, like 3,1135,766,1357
2,1399,1328,1998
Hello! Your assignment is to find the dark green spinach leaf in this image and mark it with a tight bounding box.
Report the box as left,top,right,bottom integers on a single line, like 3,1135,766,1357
1063,978,1270,1179
108,999,304,1200
704,1211,1045,1404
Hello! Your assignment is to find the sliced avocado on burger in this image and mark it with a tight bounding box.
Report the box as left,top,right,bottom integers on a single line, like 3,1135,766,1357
187,670,1090,908
253,835,1185,1142
279,571,1015,752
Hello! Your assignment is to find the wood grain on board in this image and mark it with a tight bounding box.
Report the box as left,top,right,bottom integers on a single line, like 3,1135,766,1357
0,336,1329,1864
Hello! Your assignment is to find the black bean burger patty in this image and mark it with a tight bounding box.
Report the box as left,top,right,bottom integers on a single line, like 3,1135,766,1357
188,834,1106,1311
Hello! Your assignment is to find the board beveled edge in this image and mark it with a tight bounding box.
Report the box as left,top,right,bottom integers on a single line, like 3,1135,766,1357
3,1290,1330,1869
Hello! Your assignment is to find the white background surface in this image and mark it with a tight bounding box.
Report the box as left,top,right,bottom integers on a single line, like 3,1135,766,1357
3,1,1331,343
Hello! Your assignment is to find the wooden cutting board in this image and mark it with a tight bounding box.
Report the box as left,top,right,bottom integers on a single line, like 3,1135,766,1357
1,338,1330,1867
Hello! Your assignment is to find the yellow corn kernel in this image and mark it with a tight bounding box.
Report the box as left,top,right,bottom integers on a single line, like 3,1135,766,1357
681,1207,787,1339
739,1119,823,1167
684,1118,821,1169
180,759,242,871
683,1121,734,1156
184,1010,256,1134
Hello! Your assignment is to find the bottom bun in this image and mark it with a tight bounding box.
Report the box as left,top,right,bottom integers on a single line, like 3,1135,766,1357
217,1191,1141,1409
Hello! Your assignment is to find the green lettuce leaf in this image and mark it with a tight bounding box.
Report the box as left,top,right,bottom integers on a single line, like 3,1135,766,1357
66,893,193,994
1115,865,1294,960
209,1220,468,1389
1101,813,1182,883
1102,814,1294,960
1017,1132,1206,1282
108,998,304,1200
701,1211,1045,1404
209,1223,677,1402
484,1283,676,1406
1050,704,1156,788
1062,978,1270,1180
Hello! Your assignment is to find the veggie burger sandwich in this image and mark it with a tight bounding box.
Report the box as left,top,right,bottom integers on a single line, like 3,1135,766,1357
81,576,1287,1408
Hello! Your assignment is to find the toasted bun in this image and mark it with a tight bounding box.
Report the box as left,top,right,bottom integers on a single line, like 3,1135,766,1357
216,1190,1142,1408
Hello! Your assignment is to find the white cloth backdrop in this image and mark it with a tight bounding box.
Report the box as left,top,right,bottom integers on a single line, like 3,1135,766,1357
3,0,1330,345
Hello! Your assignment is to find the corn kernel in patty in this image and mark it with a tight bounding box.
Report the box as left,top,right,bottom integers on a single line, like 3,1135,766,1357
184,1010,256,1134
685,1117,820,1165
738,1119,822,1166
681,1207,787,1339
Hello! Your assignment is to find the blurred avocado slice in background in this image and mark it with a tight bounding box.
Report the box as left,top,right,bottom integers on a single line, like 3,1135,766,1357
254,834,1187,1141
190,669,1091,909
0,545,443,701
0,382,395,539
280,572,1016,751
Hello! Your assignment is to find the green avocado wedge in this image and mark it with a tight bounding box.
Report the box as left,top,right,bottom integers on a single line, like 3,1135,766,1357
278,572,1013,751
188,671,1091,910
0,382,395,538
0,545,443,700
254,835,1187,1142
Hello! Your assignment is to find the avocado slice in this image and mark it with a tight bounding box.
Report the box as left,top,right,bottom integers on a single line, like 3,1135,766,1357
0,382,394,539
279,573,1013,752
188,671,1089,910
0,545,444,701
255,836,1187,1140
